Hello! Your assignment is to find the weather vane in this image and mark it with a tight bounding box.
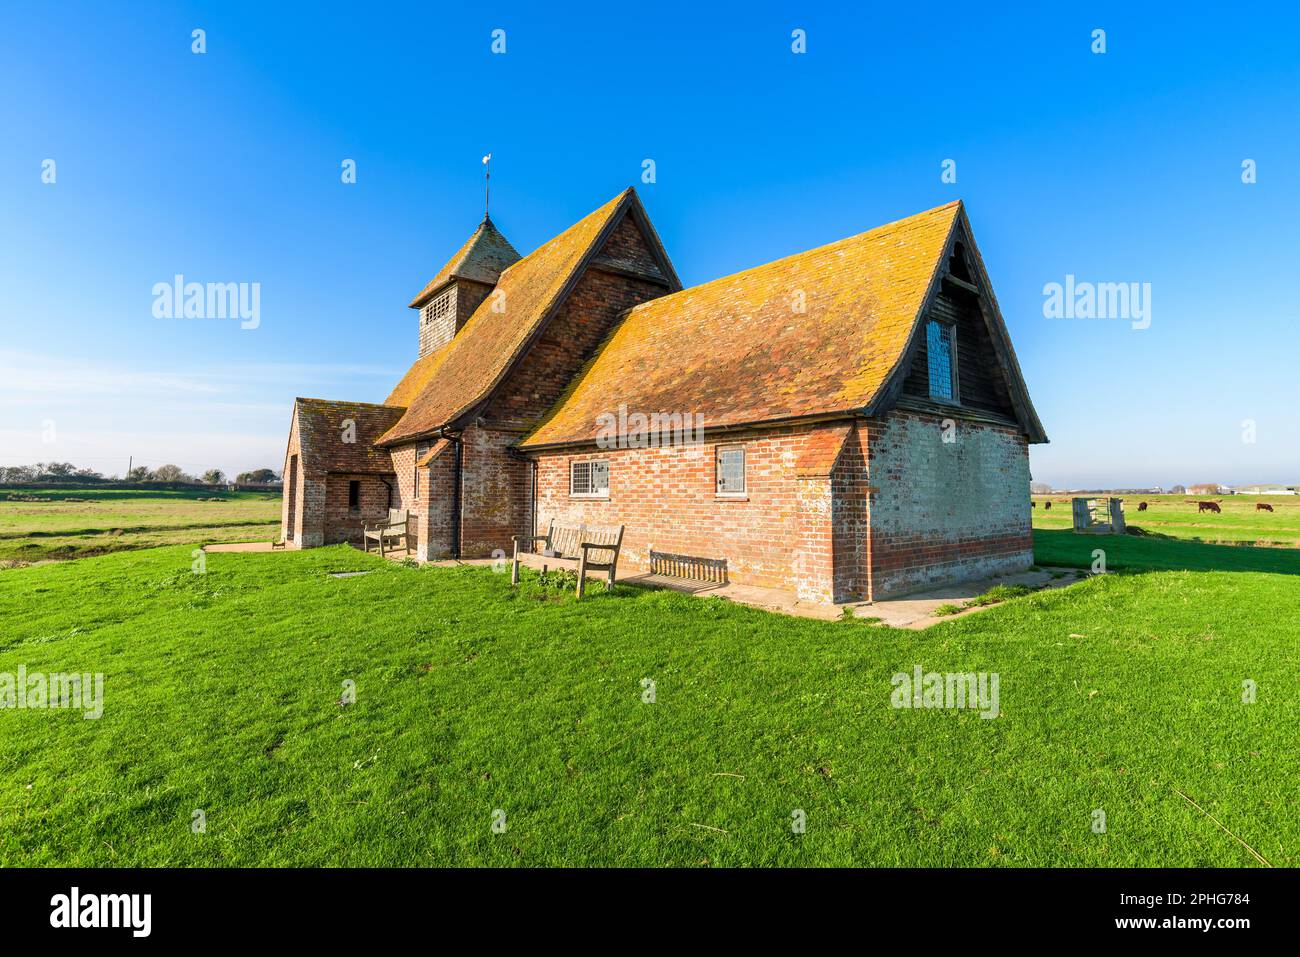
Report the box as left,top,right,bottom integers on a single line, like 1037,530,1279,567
482,153,492,220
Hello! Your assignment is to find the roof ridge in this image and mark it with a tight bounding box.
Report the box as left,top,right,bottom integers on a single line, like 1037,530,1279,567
621,202,962,316
296,396,405,410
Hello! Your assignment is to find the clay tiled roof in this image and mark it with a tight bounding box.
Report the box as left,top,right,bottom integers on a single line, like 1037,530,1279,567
379,190,634,446
384,339,455,407
409,217,521,308
295,398,405,473
520,203,963,449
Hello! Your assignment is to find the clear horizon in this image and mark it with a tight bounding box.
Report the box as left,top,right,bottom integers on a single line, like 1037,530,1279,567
3,3,1297,487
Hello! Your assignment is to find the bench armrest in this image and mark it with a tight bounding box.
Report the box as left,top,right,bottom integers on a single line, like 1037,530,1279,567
580,541,620,554
512,534,551,543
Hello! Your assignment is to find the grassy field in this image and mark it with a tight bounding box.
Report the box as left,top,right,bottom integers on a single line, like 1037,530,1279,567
0,534,1295,867
0,487,281,565
1033,493,1300,546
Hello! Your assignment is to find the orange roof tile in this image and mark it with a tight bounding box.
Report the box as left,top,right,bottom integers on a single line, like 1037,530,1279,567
519,202,963,449
379,189,635,446
408,217,521,308
384,339,455,407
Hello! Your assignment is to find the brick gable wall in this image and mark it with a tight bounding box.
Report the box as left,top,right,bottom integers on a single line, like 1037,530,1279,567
589,213,668,279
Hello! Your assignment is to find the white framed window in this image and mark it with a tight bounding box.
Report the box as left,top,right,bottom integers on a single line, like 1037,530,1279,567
716,446,746,496
570,459,609,498
926,320,958,402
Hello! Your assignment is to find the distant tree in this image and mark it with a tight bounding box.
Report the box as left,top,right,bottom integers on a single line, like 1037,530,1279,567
152,464,189,483
2,465,38,484
236,468,279,484
1170,484,1186,495
40,461,77,477
202,469,226,485
1029,481,1052,495
127,465,153,482
73,467,103,479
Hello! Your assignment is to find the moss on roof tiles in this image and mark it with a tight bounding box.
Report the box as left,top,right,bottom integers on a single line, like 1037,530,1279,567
385,339,456,407
295,398,406,473
519,202,961,449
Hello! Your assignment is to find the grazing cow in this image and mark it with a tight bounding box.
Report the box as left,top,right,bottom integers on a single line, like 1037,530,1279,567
1256,502,1274,512
1197,501,1221,514
1031,501,1037,508
1044,501,1052,511
1137,502,1148,511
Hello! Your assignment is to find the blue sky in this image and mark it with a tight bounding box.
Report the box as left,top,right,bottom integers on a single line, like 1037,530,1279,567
2,1,1297,487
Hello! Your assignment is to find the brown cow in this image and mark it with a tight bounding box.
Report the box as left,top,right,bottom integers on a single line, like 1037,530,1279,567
1197,501,1221,513
1137,502,1148,511
1256,502,1274,512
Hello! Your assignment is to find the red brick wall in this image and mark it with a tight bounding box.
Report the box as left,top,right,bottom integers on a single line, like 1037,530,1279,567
591,213,668,277
418,442,457,560
459,427,531,558
297,471,327,548
864,410,1032,598
320,474,392,545
403,429,530,561
281,415,301,544
831,423,871,601
529,422,846,597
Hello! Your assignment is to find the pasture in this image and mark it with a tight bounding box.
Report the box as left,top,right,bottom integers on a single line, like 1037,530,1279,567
1032,493,1300,547
0,527,1296,866
0,486,281,566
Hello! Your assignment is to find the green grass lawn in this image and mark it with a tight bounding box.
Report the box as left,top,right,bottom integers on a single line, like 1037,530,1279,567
0,487,281,565
1034,493,1300,546
0,536,1295,867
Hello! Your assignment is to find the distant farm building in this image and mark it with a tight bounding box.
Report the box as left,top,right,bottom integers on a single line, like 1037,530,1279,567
1231,483,1297,495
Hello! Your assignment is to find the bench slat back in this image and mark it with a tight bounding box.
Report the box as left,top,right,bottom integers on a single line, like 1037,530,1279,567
550,523,582,558
545,522,623,561
388,508,408,526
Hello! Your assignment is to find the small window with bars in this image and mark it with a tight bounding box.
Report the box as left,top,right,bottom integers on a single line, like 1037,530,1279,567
422,290,454,326
716,446,746,496
570,459,609,497
348,480,360,511
926,320,957,401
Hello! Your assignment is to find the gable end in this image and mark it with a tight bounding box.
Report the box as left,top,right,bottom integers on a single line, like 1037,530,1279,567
871,209,1047,443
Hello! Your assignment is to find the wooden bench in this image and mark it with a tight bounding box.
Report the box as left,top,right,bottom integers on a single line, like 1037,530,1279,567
511,520,624,599
363,508,410,557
